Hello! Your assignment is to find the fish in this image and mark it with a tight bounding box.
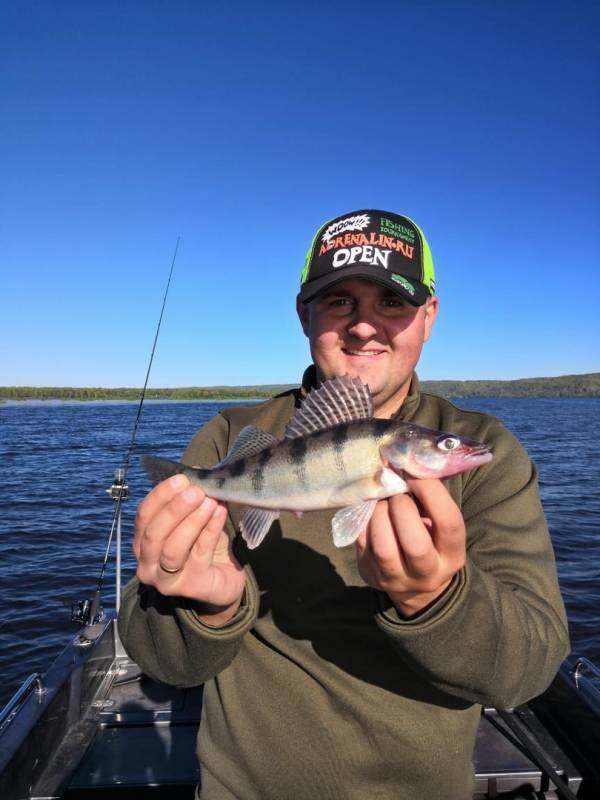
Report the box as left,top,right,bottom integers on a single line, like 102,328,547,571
142,375,492,549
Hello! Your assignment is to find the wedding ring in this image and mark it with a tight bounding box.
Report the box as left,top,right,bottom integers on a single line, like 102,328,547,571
159,563,182,574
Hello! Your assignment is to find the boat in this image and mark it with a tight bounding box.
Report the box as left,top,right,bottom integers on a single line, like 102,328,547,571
3,260,598,799
1,616,599,800
1,471,599,800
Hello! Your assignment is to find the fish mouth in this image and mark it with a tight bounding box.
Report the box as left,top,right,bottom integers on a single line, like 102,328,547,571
464,446,492,463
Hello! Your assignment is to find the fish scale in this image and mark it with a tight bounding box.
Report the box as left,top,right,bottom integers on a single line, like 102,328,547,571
181,421,392,511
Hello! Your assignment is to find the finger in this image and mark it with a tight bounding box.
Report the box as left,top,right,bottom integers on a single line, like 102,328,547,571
188,502,229,565
386,494,439,578
355,501,402,588
137,484,210,565
359,499,416,581
356,498,388,552
406,479,465,559
154,496,221,573
365,499,406,562
133,474,190,557
136,474,191,530
137,503,229,596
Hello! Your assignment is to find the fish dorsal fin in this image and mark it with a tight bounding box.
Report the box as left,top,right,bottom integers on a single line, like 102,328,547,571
216,425,278,467
284,375,373,439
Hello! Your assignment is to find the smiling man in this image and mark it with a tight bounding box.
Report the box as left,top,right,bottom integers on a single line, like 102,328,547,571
297,280,437,419
297,211,437,418
118,209,569,800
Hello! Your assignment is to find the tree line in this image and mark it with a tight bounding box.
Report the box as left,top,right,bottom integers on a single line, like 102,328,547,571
420,372,600,398
1,373,599,401
0,385,294,401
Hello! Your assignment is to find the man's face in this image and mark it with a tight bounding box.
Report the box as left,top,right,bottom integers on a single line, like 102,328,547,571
297,278,438,418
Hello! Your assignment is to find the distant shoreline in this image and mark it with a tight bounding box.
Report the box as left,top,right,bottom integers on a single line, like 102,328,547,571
1,372,599,400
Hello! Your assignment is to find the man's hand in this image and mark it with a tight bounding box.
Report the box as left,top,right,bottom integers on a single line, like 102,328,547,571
356,479,466,618
133,474,246,626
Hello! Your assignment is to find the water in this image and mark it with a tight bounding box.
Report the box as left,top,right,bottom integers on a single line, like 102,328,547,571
1,397,599,708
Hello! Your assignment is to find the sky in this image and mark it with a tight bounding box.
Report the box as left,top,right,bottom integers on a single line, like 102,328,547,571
1,0,598,387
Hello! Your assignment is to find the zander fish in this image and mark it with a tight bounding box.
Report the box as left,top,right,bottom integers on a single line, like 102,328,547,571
143,375,492,549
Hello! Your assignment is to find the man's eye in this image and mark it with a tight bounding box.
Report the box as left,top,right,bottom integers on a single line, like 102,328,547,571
380,297,406,309
327,297,352,307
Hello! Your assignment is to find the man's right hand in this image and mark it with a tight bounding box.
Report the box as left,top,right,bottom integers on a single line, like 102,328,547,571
133,474,246,626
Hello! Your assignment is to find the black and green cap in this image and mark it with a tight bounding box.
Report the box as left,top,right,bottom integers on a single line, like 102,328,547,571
299,209,436,306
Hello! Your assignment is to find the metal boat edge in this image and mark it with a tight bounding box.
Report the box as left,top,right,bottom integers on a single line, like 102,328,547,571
0,617,118,799
1,619,599,799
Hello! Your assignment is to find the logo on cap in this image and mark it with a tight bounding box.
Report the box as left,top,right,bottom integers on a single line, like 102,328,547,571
322,214,370,243
391,273,415,295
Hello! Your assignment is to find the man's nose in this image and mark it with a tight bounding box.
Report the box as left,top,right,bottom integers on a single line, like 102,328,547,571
346,310,378,339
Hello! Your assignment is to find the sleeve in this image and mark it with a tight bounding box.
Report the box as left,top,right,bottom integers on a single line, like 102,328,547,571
117,570,259,687
117,412,260,687
374,421,570,709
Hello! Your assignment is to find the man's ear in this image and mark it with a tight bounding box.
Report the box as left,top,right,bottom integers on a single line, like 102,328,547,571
296,294,310,336
423,296,438,342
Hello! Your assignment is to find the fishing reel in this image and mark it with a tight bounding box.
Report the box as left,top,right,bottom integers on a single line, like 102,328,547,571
71,595,105,626
72,584,105,627
107,468,129,501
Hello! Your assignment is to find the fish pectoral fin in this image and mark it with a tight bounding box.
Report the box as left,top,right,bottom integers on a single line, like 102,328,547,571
284,375,373,438
240,507,280,549
331,499,378,548
379,467,409,495
217,426,279,467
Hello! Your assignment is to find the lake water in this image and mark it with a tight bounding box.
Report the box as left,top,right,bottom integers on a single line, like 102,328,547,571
1,396,599,708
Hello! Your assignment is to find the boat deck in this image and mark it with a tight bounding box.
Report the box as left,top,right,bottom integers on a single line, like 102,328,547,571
0,618,586,799
66,656,577,799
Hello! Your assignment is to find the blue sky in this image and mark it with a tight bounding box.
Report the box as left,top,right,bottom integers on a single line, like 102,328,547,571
1,1,598,386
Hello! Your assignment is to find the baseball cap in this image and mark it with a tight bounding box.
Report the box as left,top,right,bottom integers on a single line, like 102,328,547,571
299,209,436,306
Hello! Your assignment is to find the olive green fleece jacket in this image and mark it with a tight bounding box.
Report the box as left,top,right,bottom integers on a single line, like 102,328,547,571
118,370,569,800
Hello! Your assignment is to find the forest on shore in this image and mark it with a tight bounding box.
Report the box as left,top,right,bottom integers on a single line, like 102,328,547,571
1,373,599,401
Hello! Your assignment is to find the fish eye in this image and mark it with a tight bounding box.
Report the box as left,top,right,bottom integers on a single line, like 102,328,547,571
438,436,460,451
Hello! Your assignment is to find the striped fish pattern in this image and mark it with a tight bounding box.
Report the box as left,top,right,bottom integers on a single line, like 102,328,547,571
143,376,492,549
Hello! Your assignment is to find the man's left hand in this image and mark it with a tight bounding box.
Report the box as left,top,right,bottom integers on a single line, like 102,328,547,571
356,478,466,618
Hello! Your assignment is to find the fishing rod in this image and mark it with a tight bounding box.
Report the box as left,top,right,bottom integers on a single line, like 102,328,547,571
74,237,180,628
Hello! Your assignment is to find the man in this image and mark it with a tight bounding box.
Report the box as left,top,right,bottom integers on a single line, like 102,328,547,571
118,210,569,800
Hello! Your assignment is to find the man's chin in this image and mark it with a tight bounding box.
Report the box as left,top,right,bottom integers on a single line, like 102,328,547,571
343,360,388,389
319,361,385,387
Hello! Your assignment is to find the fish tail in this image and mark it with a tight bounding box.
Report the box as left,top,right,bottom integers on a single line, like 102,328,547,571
142,455,209,486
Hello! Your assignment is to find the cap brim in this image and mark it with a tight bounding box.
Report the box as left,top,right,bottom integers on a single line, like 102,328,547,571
299,267,431,306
